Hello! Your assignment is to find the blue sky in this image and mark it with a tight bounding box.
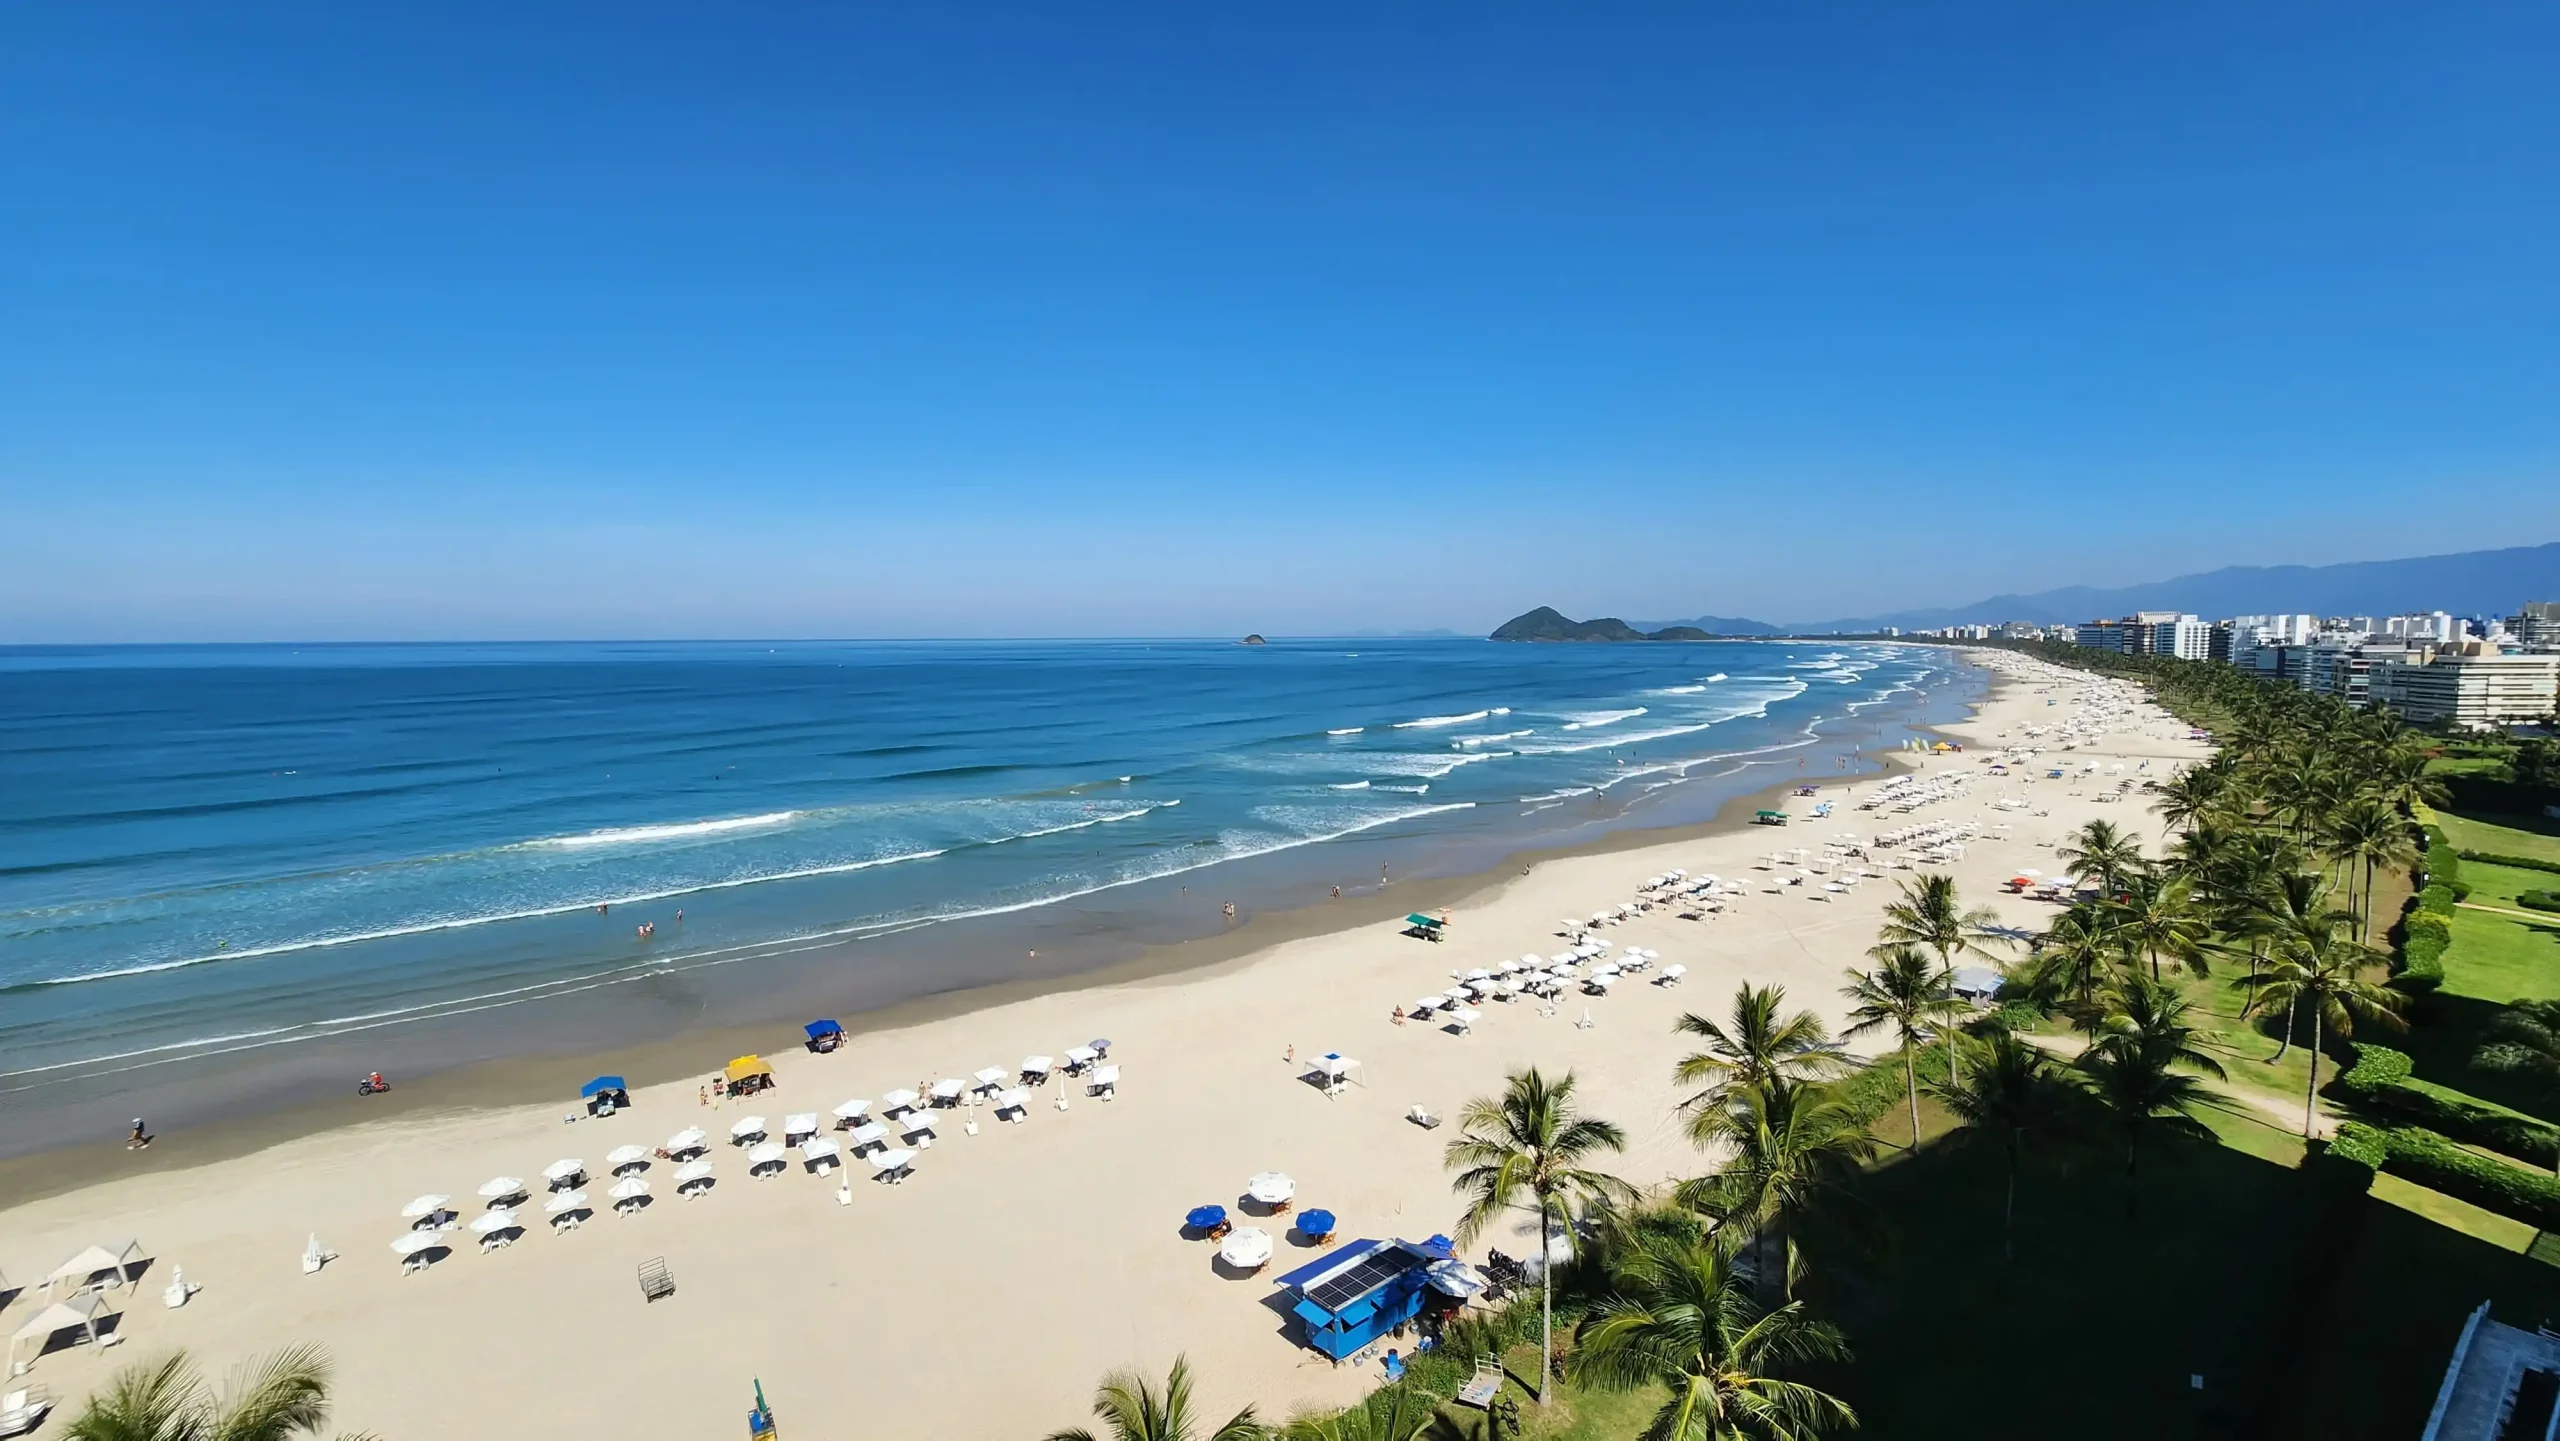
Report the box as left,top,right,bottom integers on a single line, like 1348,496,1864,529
3,3,2554,639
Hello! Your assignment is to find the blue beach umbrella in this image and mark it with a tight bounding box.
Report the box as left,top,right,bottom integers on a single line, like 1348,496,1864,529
1186,1204,1227,1231
1420,1234,1455,1259
579,1075,628,1099
1297,1208,1336,1238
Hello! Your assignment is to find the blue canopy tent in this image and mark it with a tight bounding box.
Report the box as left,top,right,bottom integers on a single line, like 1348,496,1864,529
1277,1239,1434,1362
580,1075,629,1113
804,1019,845,1053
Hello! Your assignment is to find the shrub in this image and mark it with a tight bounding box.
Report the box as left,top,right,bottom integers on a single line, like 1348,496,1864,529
2462,850,2560,877
2330,1045,2560,1171
2405,912,2452,945
2397,931,2447,992
2366,1125,2560,1229
2417,883,2457,915
2330,1122,2389,1171
2521,891,2560,915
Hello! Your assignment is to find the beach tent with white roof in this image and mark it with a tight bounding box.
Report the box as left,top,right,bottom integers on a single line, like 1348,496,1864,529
9,1291,117,1372
930,1078,967,1105
1021,1056,1054,1083
971,1067,1006,1096
831,1098,872,1127
44,1241,144,1298
1306,1053,1363,1097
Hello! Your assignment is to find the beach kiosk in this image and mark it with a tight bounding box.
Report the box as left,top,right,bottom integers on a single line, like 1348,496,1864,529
1401,913,1447,943
1276,1238,1436,1362
802,1019,845,1054
580,1075,630,1115
723,1056,776,1098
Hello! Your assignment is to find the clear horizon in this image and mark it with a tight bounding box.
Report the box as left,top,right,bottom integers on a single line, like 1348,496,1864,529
5,4,2555,642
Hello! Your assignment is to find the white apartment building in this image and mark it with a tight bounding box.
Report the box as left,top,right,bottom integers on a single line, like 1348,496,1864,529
2369,646,2560,729
2148,615,2212,660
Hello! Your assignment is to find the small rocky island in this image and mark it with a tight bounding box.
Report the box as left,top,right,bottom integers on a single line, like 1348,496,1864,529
1241,634,1266,645
1489,607,1712,642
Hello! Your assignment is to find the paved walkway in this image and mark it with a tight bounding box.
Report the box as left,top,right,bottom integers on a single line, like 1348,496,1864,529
2459,901,2560,926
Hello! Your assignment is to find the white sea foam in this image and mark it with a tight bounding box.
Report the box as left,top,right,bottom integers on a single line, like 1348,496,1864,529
1327,727,1365,736
1454,729,1532,748
531,811,798,848
1707,673,1727,682
1329,780,1372,790
1560,708,1647,731
1375,783,1429,794
1517,787,1597,802
1648,684,1707,695
1394,710,1491,729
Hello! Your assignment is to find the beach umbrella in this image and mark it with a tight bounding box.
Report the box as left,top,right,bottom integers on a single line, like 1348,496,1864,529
1088,1038,1112,1055
783,1112,819,1140
1413,995,1445,1013
673,1160,714,1195
1064,1045,1098,1068
400,1194,450,1221
996,1088,1028,1112
476,1177,524,1203
1186,1204,1228,1231
802,1137,841,1166
879,1088,921,1115
542,1159,584,1187
1420,1233,1456,1259
930,1078,966,1103
467,1210,518,1235
849,1121,889,1148
1245,1171,1294,1205
542,1190,587,1215
606,1144,650,1172
728,1115,766,1141
747,1142,786,1173
390,1232,440,1258
1297,1208,1337,1239
1520,953,1545,968
899,1111,938,1136
868,1147,916,1177
665,1128,707,1154
1021,1055,1054,1079
971,1066,1006,1092
608,1178,651,1212
1218,1227,1274,1270
831,1098,872,1123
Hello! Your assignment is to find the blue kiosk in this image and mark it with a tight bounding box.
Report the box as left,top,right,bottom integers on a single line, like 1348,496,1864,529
1276,1238,1436,1362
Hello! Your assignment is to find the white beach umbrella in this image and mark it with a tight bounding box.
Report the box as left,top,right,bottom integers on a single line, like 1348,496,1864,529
747,1141,786,1170
542,1190,587,1215
1520,953,1545,968
1585,975,1616,992
1414,995,1445,1013
390,1232,440,1257
931,1078,966,1103
996,1088,1028,1112
476,1177,525,1202
783,1112,819,1139
728,1115,766,1141
1064,1045,1098,1068
899,1111,938,1136
673,1159,714,1191
868,1147,916,1176
542,1159,584,1186
467,1209,518,1235
880,1088,921,1114
400,1194,450,1220
608,1177,650,1202
1245,1171,1294,1205
1022,1055,1054,1077
1464,968,1491,982
971,1067,1006,1092
606,1144,650,1171
665,1127,707,1154
831,1098,872,1122
849,1121,888,1148
1219,1226,1274,1270
802,1137,841,1164
1448,1005,1482,1029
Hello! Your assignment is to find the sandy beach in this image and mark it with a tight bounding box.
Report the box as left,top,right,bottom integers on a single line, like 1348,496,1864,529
0,651,2209,1438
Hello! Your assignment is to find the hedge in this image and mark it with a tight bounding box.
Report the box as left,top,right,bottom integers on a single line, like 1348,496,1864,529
2523,891,2560,915
2330,1122,2389,1171
2461,850,2560,877
2330,1044,2560,1172
2416,884,2457,917
2355,1123,2560,1230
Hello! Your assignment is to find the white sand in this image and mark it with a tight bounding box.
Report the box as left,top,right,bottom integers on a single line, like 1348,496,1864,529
0,652,2207,1437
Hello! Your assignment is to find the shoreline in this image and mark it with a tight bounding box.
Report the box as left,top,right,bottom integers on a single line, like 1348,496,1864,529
0,691,1972,1212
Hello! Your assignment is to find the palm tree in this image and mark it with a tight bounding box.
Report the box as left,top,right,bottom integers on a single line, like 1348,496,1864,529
2372,747,2450,817
2241,872,2358,1063
1870,872,2005,1086
2020,904,2125,1034
1046,1356,1264,1441
1570,1235,1858,1441
1841,947,1956,1149
1934,1031,2073,1261
2113,869,2210,982
2152,765,2228,837
1445,1068,1633,1404
1675,1078,1877,1301
64,1347,373,1441
2241,926,2405,1138
2078,982,2222,1218
2474,1000,2560,1175
1281,1388,1450,1441
1674,984,1852,1139
2324,797,2415,938
2056,819,2144,898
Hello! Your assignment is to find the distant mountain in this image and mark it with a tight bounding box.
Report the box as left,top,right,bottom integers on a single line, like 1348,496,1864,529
1627,613,1782,637
1785,542,2560,634
1490,607,1712,642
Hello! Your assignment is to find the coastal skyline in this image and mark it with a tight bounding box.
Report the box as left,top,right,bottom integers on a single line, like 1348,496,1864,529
7,3,2558,641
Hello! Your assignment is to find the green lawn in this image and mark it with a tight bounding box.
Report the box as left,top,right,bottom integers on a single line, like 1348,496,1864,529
1802,1090,2560,1440
2463,859,2560,911
2438,809,2560,867
2440,906,2560,1003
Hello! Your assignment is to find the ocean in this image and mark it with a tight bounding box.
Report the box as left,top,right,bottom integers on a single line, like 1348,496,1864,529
0,637,1982,1152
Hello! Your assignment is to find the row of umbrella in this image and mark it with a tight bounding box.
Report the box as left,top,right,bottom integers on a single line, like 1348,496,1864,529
1185,1173,1336,1272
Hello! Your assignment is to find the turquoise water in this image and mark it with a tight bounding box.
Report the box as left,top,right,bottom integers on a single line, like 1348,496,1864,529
0,637,1973,1143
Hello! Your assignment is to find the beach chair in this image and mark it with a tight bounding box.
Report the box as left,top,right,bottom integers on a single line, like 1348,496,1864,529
1407,1104,1441,1129
1456,1358,1503,1410
0,1385,54,1438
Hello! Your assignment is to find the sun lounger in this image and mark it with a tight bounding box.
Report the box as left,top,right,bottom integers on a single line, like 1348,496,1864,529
1407,1105,1441,1129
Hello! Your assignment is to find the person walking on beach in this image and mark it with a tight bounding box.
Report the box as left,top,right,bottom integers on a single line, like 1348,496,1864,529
1284,1044,1294,1067
128,1118,150,1149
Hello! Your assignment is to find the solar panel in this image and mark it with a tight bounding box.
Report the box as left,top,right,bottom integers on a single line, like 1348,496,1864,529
1305,1248,1418,1313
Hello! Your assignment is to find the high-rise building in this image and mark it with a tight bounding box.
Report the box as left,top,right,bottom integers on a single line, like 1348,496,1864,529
2519,601,2560,651
2369,645,2560,729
